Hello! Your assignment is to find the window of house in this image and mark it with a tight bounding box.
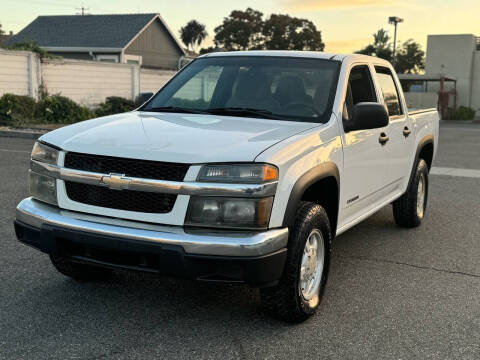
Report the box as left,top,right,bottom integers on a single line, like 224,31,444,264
96,55,119,63
375,66,403,116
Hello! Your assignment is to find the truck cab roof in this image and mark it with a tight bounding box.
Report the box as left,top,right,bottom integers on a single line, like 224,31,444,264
199,50,393,67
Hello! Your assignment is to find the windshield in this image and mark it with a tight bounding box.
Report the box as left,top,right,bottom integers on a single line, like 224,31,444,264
142,56,341,123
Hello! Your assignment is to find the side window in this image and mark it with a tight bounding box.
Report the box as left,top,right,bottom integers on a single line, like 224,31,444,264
344,65,376,121
375,66,403,116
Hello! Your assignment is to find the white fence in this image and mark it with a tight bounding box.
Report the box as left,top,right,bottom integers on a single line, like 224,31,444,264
404,92,438,111
0,50,176,107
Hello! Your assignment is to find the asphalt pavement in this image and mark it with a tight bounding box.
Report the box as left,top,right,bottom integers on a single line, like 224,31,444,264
0,123,479,359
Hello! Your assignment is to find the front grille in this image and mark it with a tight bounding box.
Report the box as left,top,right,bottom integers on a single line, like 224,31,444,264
64,152,189,181
65,182,177,213
63,152,189,213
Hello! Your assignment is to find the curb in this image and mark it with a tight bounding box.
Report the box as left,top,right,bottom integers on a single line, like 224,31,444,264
0,130,45,140
440,120,480,125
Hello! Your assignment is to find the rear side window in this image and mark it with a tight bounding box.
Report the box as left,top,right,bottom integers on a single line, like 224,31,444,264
375,66,403,116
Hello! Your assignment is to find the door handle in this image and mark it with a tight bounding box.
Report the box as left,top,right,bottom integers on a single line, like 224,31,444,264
379,133,390,145
403,127,412,137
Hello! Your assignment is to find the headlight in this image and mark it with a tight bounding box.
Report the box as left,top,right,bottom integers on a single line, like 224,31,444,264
30,142,59,205
197,164,278,183
185,197,273,229
31,142,59,165
29,171,57,205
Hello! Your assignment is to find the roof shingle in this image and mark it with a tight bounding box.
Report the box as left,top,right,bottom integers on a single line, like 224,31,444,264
8,14,159,48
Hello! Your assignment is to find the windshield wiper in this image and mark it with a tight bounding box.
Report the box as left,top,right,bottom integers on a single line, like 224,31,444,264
143,106,209,114
206,107,281,120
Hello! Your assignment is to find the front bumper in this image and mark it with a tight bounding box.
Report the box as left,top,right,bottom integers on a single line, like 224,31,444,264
14,198,289,286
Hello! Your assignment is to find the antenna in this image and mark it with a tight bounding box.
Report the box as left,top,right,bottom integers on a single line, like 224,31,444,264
76,2,90,15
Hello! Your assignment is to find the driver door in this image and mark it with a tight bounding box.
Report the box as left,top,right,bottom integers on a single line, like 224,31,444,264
338,64,391,229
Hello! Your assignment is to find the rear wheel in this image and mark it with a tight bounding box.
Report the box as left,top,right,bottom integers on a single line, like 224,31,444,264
261,202,332,323
393,158,429,228
50,255,112,282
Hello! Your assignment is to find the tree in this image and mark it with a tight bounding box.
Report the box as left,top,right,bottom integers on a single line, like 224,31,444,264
262,14,324,51
356,29,425,73
214,8,264,50
356,28,392,61
395,39,425,74
180,20,207,52
0,22,4,36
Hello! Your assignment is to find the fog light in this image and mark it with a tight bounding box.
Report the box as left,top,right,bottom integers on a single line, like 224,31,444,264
29,171,57,205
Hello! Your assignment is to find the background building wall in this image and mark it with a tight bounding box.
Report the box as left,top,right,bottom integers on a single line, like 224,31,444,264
425,34,477,109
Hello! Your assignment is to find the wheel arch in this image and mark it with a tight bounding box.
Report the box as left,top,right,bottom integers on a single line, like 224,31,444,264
282,162,340,235
407,134,434,189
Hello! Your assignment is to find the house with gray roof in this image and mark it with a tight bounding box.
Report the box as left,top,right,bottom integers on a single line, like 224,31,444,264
8,13,187,70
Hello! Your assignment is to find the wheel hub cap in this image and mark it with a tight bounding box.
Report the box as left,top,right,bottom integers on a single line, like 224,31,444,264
417,174,425,219
299,229,325,301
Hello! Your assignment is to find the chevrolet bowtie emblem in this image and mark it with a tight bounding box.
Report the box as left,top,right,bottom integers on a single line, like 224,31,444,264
100,173,132,190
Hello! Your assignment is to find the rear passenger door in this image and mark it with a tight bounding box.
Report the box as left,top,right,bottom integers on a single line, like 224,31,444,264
373,66,413,193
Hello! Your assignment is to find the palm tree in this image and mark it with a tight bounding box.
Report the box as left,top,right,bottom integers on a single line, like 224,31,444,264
180,20,208,53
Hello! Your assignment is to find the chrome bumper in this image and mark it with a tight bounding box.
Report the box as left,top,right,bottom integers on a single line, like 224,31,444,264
15,198,288,257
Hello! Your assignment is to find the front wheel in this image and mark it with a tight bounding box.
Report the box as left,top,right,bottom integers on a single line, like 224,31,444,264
260,202,332,323
393,158,429,228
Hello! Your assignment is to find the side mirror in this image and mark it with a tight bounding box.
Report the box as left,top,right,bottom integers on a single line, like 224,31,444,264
343,102,389,132
135,92,154,107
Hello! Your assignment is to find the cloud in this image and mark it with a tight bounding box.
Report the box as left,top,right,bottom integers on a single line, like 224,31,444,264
286,0,397,11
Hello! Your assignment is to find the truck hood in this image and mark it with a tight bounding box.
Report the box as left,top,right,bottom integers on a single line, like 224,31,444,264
40,111,318,163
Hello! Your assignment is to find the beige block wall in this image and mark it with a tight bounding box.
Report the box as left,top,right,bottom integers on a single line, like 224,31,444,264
0,50,177,108
0,50,41,98
42,59,138,107
140,69,176,93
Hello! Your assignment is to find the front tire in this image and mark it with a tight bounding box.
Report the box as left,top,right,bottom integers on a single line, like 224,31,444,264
393,158,429,228
50,255,113,282
260,202,332,323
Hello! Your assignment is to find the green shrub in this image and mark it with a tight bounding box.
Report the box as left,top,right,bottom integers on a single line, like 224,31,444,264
0,94,38,126
36,94,93,124
95,96,135,117
6,40,59,60
453,106,476,120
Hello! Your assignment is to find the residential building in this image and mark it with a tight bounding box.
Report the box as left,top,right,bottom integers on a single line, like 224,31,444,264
8,14,186,70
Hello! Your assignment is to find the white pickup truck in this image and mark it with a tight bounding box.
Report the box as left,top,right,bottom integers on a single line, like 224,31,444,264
15,51,439,322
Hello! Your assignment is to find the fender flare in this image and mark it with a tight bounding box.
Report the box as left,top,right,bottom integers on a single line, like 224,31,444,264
282,162,340,229
407,134,434,190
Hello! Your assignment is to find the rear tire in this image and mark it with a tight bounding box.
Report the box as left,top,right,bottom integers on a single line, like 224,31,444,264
260,202,332,323
393,158,429,228
50,255,112,282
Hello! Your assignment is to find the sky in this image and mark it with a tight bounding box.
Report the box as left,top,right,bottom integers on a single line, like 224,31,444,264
2,0,479,53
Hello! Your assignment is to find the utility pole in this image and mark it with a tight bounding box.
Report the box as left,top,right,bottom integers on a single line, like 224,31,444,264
388,16,404,67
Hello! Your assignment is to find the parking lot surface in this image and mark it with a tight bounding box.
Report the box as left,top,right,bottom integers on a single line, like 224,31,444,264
1,123,479,359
